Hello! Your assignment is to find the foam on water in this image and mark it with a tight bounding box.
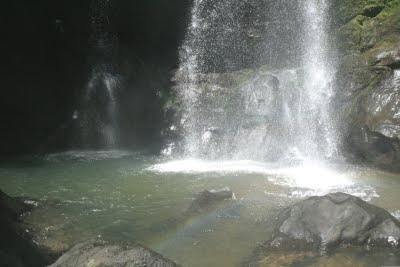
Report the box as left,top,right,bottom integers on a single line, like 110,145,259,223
391,210,400,220
147,159,378,200
148,159,270,174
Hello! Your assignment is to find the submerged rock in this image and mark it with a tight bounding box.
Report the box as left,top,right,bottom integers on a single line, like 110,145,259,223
152,189,236,235
185,190,234,215
0,190,51,267
264,192,400,252
48,239,179,267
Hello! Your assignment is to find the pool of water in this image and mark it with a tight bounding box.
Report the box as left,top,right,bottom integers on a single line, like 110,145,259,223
0,150,399,266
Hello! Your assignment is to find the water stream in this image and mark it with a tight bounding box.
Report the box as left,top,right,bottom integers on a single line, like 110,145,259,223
79,0,120,148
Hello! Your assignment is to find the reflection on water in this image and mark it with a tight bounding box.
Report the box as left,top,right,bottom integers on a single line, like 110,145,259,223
44,150,134,162
0,151,399,266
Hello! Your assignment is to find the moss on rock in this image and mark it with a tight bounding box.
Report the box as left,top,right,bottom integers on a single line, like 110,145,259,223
334,0,400,170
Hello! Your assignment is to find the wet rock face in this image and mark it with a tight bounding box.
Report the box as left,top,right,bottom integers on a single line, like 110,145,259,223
346,127,400,170
48,240,179,267
265,193,400,252
364,71,400,138
342,67,400,170
334,0,400,170
170,67,285,159
179,0,304,72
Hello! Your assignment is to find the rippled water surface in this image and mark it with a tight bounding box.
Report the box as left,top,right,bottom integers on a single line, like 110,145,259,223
1,151,400,266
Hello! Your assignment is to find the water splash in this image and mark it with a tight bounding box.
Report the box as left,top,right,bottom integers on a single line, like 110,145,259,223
147,159,378,201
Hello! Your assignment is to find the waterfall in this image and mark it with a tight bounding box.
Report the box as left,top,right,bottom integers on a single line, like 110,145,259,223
79,0,120,149
299,0,338,159
170,0,338,164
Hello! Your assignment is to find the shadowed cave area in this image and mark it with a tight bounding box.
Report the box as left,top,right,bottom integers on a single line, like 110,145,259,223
0,0,190,155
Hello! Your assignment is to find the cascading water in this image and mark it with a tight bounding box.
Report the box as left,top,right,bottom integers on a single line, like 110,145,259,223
299,0,338,160
79,0,120,148
149,0,380,213
169,0,339,164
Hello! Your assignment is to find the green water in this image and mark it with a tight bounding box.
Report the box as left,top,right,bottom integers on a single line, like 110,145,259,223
0,151,399,266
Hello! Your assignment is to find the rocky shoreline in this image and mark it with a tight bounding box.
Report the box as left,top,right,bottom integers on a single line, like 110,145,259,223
0,189,182,267
0,190,54,267
334,0,400,172
2,188,399,266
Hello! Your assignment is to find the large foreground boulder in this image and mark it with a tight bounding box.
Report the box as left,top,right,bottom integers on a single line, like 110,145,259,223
48,239,179,267
265,192,400,252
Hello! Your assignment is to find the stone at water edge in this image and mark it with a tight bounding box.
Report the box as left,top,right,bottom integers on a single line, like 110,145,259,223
265,192,400,252
0,190,32,219
0,190,52,267
47,239,180,267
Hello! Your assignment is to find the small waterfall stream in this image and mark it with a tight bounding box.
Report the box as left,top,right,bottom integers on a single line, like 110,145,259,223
171,0,338,163
79,0,120,148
